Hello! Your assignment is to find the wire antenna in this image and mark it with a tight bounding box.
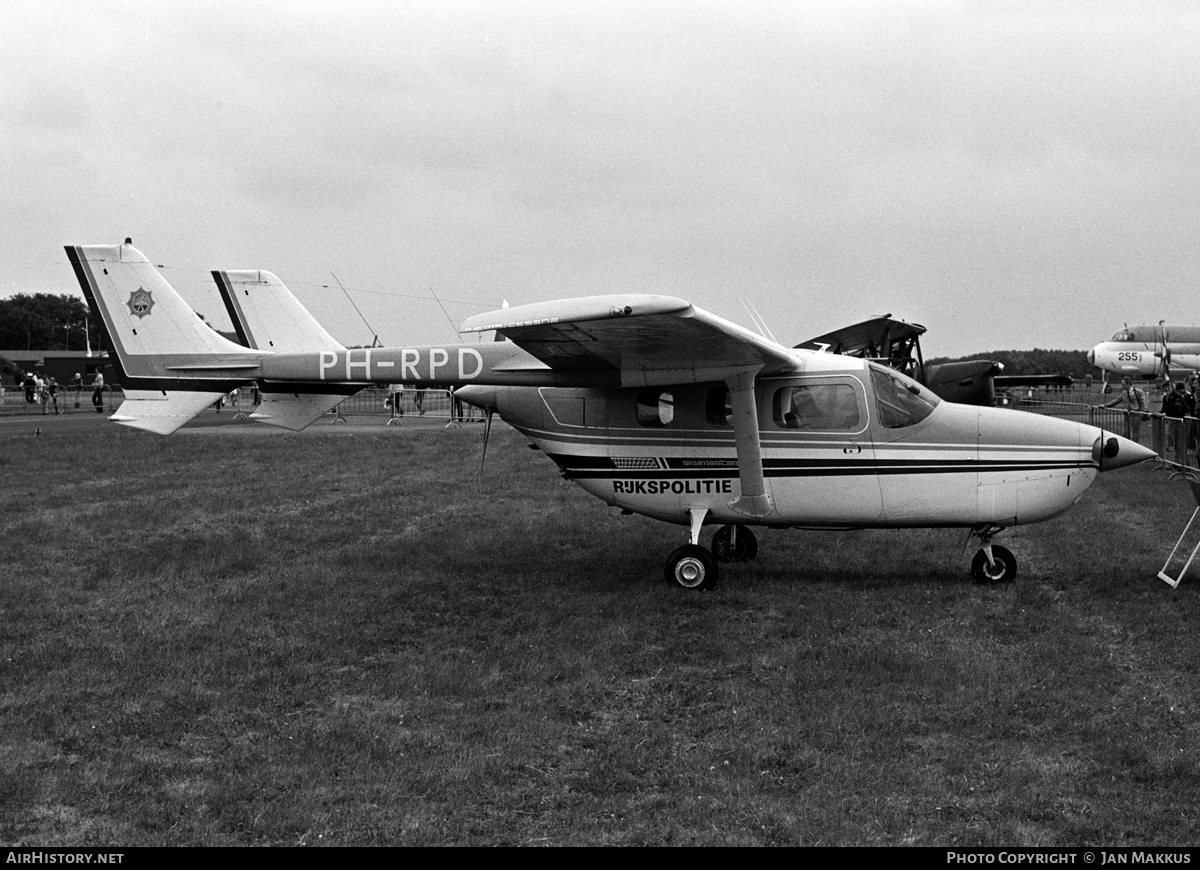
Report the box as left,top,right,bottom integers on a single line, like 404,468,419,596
331,271,381,347
738,294,778,343
429,285,462,341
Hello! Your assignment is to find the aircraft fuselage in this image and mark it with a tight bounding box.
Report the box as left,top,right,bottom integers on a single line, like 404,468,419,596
1089,325,1200,379
459,357,1139,532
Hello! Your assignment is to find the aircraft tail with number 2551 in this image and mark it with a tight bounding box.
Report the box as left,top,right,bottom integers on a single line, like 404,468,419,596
67,240,1155,590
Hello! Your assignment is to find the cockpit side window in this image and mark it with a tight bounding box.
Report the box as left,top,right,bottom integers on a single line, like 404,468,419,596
635,389,674,427
1111,331,1134,341
773,383,861,430
869,363,940,429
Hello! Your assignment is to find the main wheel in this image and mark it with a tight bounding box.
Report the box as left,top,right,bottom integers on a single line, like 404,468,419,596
711,525,758,563
665,544,719,591
971,544,1017,584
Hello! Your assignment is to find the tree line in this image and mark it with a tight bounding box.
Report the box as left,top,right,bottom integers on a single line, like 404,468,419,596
927,349,1093,380
0,294,98,352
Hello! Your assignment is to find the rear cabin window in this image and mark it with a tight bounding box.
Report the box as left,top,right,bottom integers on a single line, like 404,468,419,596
869,363,940,429
773,383,860,430
706,387,732,427
635,390,674,427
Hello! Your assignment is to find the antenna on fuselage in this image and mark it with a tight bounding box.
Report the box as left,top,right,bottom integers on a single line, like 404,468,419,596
331,271,381,347
429,286,462,341
478,406,495,492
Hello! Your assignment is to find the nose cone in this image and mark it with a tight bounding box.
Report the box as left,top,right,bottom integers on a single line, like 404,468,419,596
1093,433,1157,471
1087,348,1096,366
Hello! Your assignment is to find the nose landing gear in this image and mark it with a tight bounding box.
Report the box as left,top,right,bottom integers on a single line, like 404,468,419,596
967,524,1017,584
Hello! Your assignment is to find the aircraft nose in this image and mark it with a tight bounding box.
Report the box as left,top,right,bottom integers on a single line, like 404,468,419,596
1093,433,1157,471
1087,348,1095,366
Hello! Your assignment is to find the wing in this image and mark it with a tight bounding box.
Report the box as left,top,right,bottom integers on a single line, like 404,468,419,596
795,315,926,357
461,295,798,385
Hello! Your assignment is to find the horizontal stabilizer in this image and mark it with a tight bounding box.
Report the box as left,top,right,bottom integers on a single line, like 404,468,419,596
165,363,263,371
109,390,228,435
248,392,346,431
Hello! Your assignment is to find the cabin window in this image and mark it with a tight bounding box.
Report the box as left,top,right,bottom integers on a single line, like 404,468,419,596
706,387,732,427
635,390,674,427
773,383,860,430
869,363,939,429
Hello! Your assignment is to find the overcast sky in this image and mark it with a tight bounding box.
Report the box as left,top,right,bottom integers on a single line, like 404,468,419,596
3,0,1198,357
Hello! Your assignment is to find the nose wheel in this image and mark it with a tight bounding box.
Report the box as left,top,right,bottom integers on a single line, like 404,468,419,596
967,525,1017,584
971,544,1017,584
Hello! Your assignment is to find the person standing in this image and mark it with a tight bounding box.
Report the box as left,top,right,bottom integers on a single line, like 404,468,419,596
1162,381,1189,454
47,377,59,415
1103,376,1148,441
70,372,83,408
91,371,105,413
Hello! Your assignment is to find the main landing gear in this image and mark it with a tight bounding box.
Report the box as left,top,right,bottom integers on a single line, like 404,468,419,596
967,524,1017,584
663,509,759,591
664,545,719,591
712,524,758,563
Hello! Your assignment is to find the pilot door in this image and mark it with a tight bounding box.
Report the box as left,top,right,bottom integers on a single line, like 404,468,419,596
761,375,883,524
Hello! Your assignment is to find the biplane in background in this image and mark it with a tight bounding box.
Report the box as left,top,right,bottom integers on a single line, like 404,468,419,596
797,316,1072,406
1089,324,1200,383
67,241,1152,590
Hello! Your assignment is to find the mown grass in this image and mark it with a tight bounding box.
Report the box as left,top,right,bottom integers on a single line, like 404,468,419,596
2,420,1200,845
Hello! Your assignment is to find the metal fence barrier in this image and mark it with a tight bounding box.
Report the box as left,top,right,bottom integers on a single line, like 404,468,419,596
1013,392,1198,469
0,385,125,416
4,381,1196,466
0,385,481,424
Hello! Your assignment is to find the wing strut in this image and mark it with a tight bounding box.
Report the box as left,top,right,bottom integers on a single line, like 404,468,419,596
726,367,775,518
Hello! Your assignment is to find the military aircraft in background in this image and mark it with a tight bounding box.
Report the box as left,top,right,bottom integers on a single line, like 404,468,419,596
66,240,1153,590
1088,323,1200,382
797,316,1072,406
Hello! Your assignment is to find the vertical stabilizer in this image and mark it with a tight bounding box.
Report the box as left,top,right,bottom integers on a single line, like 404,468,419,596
213,270,345,354
211,268,358,430
65,241,264,434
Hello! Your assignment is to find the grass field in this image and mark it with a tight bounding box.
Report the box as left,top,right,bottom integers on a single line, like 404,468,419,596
3,414,1200,846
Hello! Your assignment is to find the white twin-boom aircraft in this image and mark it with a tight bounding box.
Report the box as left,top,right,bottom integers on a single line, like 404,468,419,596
66,241,1154,590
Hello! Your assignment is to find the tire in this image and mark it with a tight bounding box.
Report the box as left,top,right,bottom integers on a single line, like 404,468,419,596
711,525,758,563
665,544,719,590
971,544,1017,584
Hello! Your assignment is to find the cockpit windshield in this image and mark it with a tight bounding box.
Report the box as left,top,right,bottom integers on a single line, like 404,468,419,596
1110,331,1135,342
868,363,941,429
